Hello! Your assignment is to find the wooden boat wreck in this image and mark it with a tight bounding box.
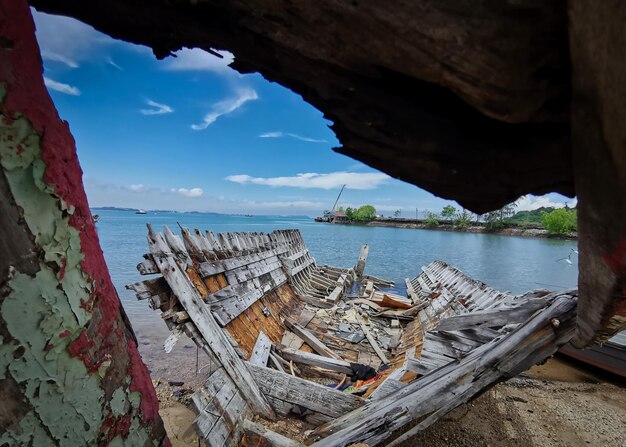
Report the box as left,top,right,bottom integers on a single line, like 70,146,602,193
127,226,578,447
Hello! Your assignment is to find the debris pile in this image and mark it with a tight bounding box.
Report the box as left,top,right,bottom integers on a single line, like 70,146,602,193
127,227,578,446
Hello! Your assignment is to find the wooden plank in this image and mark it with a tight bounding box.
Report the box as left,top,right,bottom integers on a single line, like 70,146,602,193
148,230,275,420
369,378,406,400
126,276,170,300
242,419,303,447
308,294,578,447
297,310,316,328
249,331,272,366
248,364,363,418
355,312,390,365
137,256,159,275
435,299,548,331
284,319,342,360
275,346,353,374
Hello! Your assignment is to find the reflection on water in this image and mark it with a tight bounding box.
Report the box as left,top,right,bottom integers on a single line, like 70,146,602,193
96,210,578,370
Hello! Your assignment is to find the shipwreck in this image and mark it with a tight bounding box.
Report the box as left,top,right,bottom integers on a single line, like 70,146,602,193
127,226,578,446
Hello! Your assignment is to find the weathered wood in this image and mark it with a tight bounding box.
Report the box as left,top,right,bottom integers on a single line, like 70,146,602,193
248,364,364,418
435,299,549,331
355,312,390,365
148,230,275,420
242,420,303,447
284,319,342,360
126,276,170,300
249,331,272,366
275,346,353,374
354,244,369,277
308,295,577,446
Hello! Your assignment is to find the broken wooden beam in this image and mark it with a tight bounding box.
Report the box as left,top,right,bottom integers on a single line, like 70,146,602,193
242,419,302,447
249,331,272,366
274,346,353,374
308,294,577,446
354,244,369,277
247,364,364,419
284,319,343,360
355,311,390,366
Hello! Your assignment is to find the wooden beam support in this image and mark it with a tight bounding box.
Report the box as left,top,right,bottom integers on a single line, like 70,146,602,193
148,229,276,420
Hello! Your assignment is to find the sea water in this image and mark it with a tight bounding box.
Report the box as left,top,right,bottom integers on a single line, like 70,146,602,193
94,209,579,372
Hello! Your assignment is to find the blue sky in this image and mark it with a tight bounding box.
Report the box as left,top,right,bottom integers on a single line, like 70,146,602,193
32,9,576,217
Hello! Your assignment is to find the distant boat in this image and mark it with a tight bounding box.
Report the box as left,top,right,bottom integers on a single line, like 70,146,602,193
244,214,254,217
136,209,147,215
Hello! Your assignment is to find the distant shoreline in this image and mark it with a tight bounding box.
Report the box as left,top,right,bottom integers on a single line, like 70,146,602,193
333,218,578,240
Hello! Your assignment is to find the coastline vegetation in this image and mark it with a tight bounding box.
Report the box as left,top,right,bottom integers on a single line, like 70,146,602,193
335,202,577,238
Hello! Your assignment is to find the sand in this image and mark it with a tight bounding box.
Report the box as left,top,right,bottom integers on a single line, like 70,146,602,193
154,354,626,446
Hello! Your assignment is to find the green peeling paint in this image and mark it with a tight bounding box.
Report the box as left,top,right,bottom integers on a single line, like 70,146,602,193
0,102,155,445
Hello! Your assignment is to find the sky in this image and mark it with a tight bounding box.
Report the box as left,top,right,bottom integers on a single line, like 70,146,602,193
32,9,577,217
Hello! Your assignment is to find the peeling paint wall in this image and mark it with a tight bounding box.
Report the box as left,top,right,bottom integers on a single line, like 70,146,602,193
0,1,167,445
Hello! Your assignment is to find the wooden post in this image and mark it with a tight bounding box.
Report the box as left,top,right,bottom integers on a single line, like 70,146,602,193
354,244,369,278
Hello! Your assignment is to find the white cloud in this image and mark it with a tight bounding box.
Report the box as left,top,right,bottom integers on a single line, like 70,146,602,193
225,171,390,190
163,48,235,73
258,131,327,143
191,88,258,130
140,99,173,115
515,195,577,212
177,188,204,198
33,10,116,68
128,184,148,192
44,77,80,96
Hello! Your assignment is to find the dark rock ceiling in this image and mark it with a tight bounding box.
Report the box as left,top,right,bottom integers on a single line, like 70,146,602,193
32,0,573,213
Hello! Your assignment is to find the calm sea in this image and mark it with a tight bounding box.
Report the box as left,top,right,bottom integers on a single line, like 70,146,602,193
95,209,578,362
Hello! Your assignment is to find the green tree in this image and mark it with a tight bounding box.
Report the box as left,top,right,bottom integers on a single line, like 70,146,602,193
337,206,345,213
394,209,401,218
425,211,439,227
484,203,516,229
345,207,355,220
354,205,377,221
441,205,457,221
454,209,472,229
542,208,577,235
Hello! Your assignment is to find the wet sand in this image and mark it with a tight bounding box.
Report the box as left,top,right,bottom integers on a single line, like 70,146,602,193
148,349,625,446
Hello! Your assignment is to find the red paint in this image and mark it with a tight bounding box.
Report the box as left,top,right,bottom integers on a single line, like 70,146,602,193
603,235,626,274
128,339,159,421
0,2,164,441
58,330,71,338
101,413,133,443
58,257,67,280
